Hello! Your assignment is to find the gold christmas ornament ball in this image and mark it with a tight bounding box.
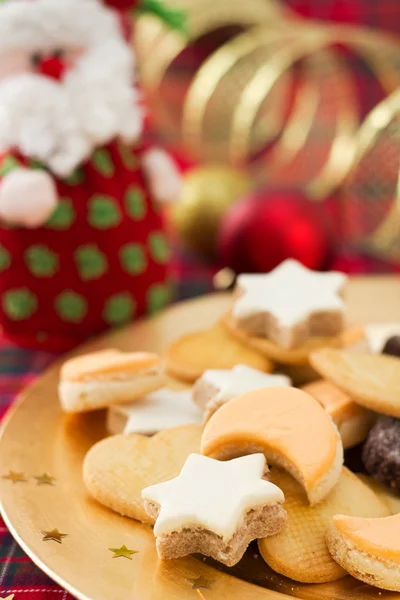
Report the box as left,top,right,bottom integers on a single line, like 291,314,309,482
172,166,252,259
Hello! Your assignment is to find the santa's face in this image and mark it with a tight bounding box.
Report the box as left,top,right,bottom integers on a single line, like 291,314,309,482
0,0,143,177
0,47,83,81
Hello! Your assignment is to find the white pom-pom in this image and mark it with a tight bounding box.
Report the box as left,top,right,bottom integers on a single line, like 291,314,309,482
0,168,58,228
142,149,182,205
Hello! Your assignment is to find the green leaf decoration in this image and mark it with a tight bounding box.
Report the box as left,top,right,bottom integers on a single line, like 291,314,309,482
147,282,170,315
0,245,11,272
45,198,75,230
25,245,59,278
88,195,121,229
125,186,147,220
75,245,108,281
103,293,136,326
119,243,147,275
65,168,85,186
118,143,138,171
3,288,37,321
137,0,187,34
92,149,115,178
55,291,87,323
148,231,170,264
0,155,21,177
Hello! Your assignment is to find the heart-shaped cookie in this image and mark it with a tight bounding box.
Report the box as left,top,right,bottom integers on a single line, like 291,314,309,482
83,424,202,524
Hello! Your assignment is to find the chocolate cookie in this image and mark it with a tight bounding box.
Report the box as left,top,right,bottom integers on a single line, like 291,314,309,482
362,416,400,494
382,335,400,358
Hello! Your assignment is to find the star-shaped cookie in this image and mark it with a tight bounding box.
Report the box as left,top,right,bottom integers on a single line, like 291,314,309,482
107,388,203,436
142,453,286,566
193,365,291,421
233,259,347,349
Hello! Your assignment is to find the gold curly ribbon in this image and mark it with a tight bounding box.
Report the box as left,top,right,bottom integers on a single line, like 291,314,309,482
135,4,400,260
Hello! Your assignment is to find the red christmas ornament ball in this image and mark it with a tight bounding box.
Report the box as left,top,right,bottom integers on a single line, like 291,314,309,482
217,189,332,274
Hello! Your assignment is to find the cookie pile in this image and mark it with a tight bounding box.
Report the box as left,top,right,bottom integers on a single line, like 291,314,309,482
58,259,400,593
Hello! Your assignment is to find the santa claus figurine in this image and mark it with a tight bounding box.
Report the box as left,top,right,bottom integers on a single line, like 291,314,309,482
0,0,182,349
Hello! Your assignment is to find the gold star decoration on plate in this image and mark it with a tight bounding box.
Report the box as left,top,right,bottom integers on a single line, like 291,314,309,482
35,473,56,485
2,471,27,484
186,575,215,590
41,528,68,543
109,545,138,560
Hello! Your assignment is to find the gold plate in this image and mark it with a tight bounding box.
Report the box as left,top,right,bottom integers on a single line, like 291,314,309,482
1,282,400,600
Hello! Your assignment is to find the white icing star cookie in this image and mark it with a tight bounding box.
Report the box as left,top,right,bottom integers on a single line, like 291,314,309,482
107,389,202,436
142,453,285,551
193,365,291,421
365,323,400,353
233,259,347,349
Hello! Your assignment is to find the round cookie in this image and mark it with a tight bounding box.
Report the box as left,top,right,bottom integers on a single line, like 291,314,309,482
310,349,400,418
363,416,400,495
165,323,273,383
201,387,343,505
223,314,364,366
258,467,389,583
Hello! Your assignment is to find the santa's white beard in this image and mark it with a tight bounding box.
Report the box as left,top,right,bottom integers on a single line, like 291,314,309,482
0,41,143,178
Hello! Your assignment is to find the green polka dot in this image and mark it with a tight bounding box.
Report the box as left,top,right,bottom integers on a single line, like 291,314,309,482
0,246,11,272
147,283,170,315
25,245,58,277
148,232,170,264
55,291,87,323
88,195,121,229
75,245,108,281
36,331,48,343
125,186,147,220
0,156,20,177
118,143,138,170
119,244,147,275
3,289,37,321
92,149,115,177
103,293,136,325
65,168,84,186
46,198,75,230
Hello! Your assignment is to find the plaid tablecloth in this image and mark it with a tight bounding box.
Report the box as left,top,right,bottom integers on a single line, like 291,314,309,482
0,343,65,599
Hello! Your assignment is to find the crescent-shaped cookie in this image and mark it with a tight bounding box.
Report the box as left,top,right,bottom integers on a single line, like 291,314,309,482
310,349,400,418
259,468,390,583
201,387,343,505
327,514,400,591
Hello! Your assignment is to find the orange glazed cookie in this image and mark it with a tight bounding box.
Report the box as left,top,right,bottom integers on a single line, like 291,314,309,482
59,349,164,413
327,514,400,591
302,380,375,449
201,387,343,505
165,323,273,383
